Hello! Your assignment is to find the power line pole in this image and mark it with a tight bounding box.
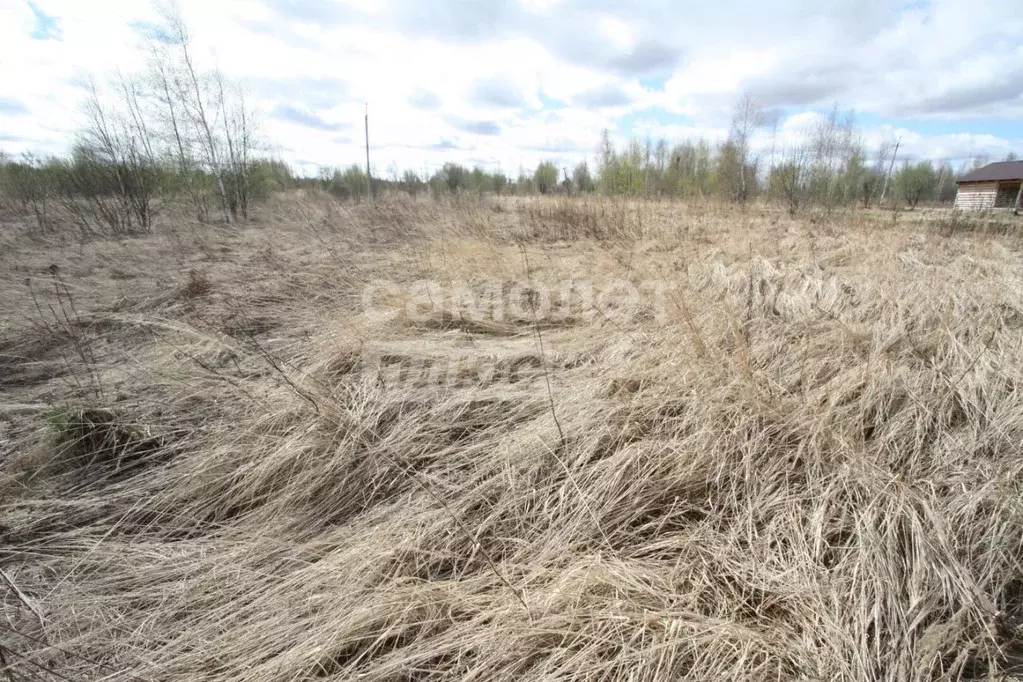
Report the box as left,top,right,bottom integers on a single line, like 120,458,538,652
935,162,946,204
879,137,900,205
364,102,372,201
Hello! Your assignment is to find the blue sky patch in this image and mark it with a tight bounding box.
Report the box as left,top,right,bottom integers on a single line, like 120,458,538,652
0,97,29,116
858,112,1023,141
617,109,699,137
128,20,175,45
27,1,62,40
272,105,351,133
537,91,567,109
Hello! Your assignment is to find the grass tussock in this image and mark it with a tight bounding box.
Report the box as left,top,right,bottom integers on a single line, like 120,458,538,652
1,194,1023,680
179,269,212,299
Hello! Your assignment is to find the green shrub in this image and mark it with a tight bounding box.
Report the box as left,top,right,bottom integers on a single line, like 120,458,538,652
534,161,558,195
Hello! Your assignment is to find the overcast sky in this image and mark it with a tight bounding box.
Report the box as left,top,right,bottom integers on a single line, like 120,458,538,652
1,0,1021,176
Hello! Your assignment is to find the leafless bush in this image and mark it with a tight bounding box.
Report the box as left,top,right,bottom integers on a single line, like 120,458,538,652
521,196,638,241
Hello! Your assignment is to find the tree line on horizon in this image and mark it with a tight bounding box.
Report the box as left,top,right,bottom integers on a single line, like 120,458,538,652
304,95,1008,212
0,16,1013,237
287,110,999,214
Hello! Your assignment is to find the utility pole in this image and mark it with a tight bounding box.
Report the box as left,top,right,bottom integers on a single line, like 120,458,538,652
879,137,900,205
364,102,372,200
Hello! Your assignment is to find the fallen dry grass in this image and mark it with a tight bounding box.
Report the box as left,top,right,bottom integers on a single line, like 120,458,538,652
2,194,1023,680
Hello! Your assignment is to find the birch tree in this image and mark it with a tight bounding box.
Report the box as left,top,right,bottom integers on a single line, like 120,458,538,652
144,1,259,222
729,92,765,203
216,69,255,220
149,50,208,221
158,1,232,223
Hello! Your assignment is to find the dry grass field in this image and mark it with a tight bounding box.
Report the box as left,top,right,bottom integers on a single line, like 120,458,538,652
2,193,1023,681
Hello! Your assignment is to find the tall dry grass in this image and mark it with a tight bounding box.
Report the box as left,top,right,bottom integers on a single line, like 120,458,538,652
2,195,1023,680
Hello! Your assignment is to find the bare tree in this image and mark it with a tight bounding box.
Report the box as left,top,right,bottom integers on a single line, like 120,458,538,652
235,88,252,218
770,142,811,215
864,137,893,208
216,69,256,219
806,107,858,214
158,1,232,223
150,48,208,221
65,77,158,234
730,92,765,203
140,1,260,223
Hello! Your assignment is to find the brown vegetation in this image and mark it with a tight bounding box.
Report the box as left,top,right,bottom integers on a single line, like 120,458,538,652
2,193,1023,680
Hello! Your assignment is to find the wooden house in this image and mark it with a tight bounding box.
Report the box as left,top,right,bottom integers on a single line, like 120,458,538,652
954,161,1023,211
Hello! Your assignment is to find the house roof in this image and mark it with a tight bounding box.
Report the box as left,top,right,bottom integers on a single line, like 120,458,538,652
957,161,1023,184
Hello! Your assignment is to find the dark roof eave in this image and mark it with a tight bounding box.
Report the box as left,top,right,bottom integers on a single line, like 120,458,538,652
956,178,1023,184
956,161,1023,183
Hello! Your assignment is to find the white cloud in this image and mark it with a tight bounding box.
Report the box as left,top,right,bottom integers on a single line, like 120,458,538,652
518,0,567,12
596,15,634,52
0,0,1020,172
